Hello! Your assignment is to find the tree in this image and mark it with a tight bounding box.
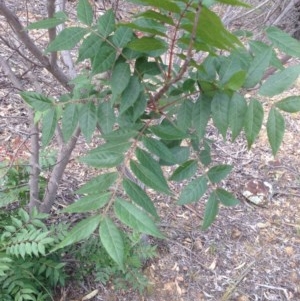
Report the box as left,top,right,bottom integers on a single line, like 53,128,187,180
0,0,300,299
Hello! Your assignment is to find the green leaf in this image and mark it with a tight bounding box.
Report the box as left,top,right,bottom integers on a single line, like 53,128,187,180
266,26,300,58
207,164,232,183
177,101,193,131
150,122,187,140
259,65,300,97
127,0,180,13
267,107,285,156
169,146,190,165
18,208,30,223
62,104,78,142
92,44,116,74
63,193,111,213
100,217,124,269
125,19,167,37
130,160,170,194
138,10,174,25
199,147,211,166
224,70,247,90
112,26,134,48
42,109,57,146
11,216,22,228
80,151,123,168
244,45,272,88
114,198,164,238
76,172,117,194
159,145,190,166
249,40,283,70
142,137,177,164
46,27,87,52
123,178,158,218
26,12,67,30
78,34,103,62
77,0,93,25
218,52,246,86
183,7,241,51
177,176,207,205
79,102,97,142
202,192,219,230
244,99,264,148
135,57,162,76
215,188,239,206
127,37,167,53
111,62,131,96
275,96,300,113
135,148,166,180
52,215,101,251
97,102,115,134
119,76,142,114
169,160,198,182
20,91,54,112
97,9,115,37
192,96,211,140
88,141,131,155
102,128,138,142
228,93,247,141
132,92,147,121
211,92,230,139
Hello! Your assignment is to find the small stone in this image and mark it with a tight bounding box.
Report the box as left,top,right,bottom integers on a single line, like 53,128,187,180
256,222,270,228
177,276,184,282
236,295,250,301
193,238,203,250
285,246,294,256
242,179,272,206
231,228,242,239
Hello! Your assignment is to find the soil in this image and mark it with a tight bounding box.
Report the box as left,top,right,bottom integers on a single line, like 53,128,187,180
0,1,300,301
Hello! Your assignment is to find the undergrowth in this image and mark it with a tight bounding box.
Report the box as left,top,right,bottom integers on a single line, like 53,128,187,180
0,160,157,300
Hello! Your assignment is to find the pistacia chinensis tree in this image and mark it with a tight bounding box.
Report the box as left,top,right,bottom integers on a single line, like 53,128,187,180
1,0,300,295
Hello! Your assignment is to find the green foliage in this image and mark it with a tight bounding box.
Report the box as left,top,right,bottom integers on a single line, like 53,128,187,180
0,161,30,208
68,231,156,293
0,150,54,208
17,0,300,295
0,208,66,300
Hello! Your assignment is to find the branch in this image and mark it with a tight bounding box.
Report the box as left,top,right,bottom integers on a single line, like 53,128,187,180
0,55,40,210
39,127,81,213
56,0,77,79
0,1,71,90
47,0,57,66
262,54,291,80
0,55,22,90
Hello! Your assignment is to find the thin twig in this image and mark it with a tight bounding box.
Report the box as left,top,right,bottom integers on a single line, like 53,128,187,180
221,260,256,301
153,1,202,104
47,0,58,66
0,1,71,90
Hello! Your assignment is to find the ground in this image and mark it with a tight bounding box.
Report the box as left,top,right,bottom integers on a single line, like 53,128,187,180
0,1,300,300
